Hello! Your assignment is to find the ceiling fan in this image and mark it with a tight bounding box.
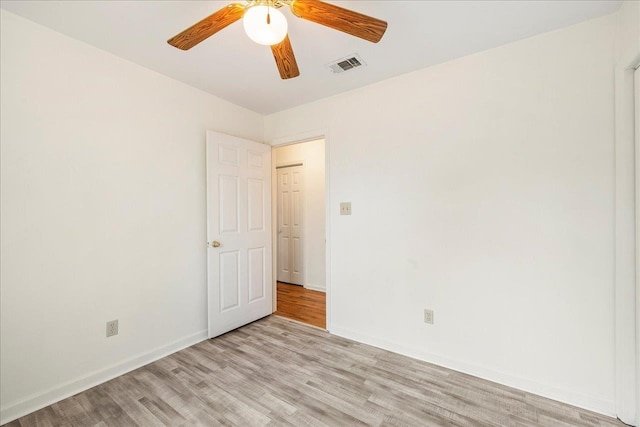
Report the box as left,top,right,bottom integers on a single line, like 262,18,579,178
167,0,388,80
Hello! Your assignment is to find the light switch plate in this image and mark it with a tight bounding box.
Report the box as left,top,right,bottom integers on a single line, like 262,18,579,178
340,202,352,215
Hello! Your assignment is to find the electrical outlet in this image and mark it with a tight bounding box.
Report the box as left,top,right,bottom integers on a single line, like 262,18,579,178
340,202,352,215
424,309,434,325
106,320,118,337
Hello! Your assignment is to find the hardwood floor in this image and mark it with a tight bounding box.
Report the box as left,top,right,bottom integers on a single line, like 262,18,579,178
273,281,326,329
4,316,624,427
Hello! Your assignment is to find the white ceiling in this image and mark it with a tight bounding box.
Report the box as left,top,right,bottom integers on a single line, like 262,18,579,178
1,0,621,114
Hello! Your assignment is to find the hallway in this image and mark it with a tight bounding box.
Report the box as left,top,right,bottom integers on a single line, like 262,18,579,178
273,282,326,329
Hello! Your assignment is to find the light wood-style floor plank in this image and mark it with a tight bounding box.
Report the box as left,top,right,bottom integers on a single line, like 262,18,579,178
4,316,623,427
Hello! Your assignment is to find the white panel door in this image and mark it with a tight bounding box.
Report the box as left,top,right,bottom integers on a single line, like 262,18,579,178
207,130,272,338
277,166,303,285
277,168,291,283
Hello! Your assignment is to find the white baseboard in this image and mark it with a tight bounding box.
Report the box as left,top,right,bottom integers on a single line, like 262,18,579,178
303,283,326,292
0,329,208,425
329,325,615,418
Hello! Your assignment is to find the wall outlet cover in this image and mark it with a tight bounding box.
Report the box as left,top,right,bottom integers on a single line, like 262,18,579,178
424,309,434,325
106,320,119,337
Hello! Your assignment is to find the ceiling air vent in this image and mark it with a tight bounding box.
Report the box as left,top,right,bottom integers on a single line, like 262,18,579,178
328,54,366,74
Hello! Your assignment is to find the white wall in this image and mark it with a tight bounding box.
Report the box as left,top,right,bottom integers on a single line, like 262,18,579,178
0,10,263,424
266,13,619,416
274,140,326,291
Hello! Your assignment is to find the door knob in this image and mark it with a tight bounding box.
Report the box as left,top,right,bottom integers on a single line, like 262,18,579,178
211,241,221,248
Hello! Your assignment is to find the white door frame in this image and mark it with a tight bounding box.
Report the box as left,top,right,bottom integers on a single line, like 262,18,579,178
269,130,331,331
635,64,640,427
614,55,640,424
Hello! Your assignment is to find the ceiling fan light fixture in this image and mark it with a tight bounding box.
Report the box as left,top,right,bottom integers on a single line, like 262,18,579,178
243,5,288,46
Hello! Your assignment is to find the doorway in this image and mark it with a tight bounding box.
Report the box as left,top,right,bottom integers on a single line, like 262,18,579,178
272,139,327,329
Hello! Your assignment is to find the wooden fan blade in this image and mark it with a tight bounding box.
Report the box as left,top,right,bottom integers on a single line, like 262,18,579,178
168,3,245,50
271,35,300,80
291,0,387,43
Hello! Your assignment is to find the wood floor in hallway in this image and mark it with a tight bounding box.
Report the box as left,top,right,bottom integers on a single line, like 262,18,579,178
4,316,623,427
273,281,326,329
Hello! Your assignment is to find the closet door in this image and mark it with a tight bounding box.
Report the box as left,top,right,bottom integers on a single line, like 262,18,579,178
277,166,303,285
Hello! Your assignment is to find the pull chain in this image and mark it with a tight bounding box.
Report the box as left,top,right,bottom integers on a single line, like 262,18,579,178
267,1,271,24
